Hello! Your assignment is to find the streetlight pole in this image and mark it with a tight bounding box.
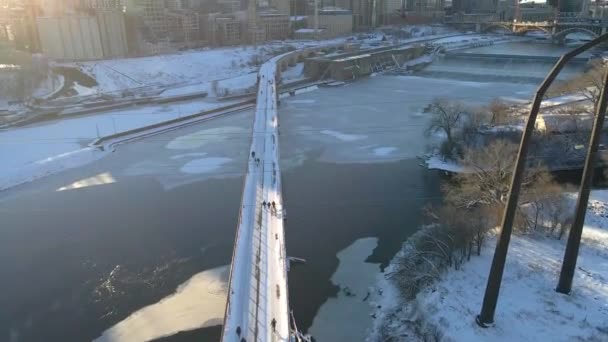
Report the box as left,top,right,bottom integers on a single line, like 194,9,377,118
556,70,608,294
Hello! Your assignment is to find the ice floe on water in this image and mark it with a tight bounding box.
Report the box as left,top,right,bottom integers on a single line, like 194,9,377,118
180,157,232,174
170,152,208,160
309,238,380,341
289,99,316,104
320,130,367,142
373,147,397,156
166,127,247,150
95,265,228,342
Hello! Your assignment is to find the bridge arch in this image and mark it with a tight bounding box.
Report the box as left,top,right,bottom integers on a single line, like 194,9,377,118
482,23,512,33
514,26,552,35
553,27,600,41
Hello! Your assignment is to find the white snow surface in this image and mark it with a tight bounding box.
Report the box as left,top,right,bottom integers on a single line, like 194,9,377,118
75,47,267,93
425,155,464,173
281,63,305,82
0,147,107,191
369,190,608,342
0,100,231,191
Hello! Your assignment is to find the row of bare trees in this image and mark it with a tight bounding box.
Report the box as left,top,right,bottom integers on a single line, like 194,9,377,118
425,97,514,160
392,140,572,295
550,60,605,115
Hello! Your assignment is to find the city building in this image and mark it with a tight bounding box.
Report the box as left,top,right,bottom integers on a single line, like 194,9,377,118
204,12,243,45
258,10,289,40
402,0,445,22
124,0,203,52
36,0,81,16
317,7,352,37
7,1,41,52
451,0,494,14
81,0,125,10
352,0,373,30
218,0,243,12
36,11,128,60
270,0,290,14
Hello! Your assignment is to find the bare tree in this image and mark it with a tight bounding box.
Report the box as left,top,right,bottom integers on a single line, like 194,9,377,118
488,98,510,125
445,139,560,233
445,139,519,207
520,169,563,231
461,107,490,147
468,206,494,257
557,61,607,114
425,98,466,154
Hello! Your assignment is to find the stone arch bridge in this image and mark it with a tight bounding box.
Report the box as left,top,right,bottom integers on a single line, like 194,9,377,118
447,16,608,43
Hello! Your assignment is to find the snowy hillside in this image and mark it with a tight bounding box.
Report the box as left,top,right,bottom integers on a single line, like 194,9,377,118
369,190,608,342
73,45,290,93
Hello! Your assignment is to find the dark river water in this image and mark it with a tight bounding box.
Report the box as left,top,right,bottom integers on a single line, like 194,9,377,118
0,41,583,342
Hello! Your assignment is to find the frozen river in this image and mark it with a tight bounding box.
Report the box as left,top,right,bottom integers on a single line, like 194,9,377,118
0,41,579,341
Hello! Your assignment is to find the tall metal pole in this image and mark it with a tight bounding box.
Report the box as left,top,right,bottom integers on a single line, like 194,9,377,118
556,70,608,294
314,0,319,40
476,33,608,327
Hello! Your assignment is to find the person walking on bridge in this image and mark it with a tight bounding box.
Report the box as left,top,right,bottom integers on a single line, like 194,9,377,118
271,318,277,332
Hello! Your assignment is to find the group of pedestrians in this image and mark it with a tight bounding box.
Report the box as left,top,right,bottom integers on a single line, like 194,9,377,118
262,200,279,216
251,151,261,166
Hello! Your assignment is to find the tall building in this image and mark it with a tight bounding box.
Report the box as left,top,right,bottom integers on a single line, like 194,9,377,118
204,12,243,45
270,0,290,14
451,0,494,13
37,0,80,15
317,7,352,36
125,0,201,47
81,0,125,9
352,0,373,30
258,10,289,39
36,11,128,59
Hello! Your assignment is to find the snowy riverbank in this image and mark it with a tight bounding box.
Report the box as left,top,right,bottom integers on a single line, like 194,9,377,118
368,190,608,342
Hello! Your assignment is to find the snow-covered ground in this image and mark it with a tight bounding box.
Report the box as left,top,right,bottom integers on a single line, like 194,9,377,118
425,155,465,173
368,190,608,342
74,46,273,93
281,63,305,82
69,39,344,99
0,99,236,191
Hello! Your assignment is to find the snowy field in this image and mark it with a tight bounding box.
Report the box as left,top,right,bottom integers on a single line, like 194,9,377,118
368,190,608,342
74,46,278,93
70,39,343,97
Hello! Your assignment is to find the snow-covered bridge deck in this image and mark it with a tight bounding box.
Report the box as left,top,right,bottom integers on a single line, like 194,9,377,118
221,55,291,342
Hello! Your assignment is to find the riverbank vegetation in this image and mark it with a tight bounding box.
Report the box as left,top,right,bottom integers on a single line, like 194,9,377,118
371,88,608,340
